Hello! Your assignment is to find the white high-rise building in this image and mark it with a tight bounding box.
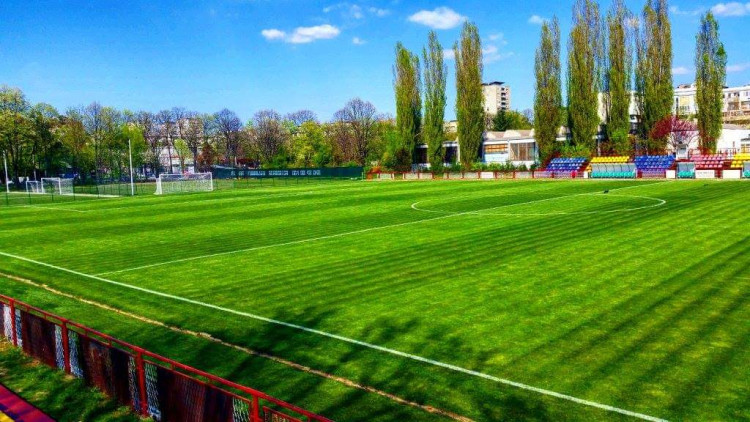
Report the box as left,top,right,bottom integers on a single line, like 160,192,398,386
674,83,750,122
482,81,511,114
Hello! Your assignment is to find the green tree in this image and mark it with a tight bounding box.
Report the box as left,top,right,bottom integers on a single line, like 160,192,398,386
0,86,34,185
605,0,633,155
422,31,447,170
567,0,604,151
60,111,93,181
28,103,63,178
454,21,484,166
492,110,533,131
173,138,191,172
534,18,563,163
695,12,726,153
292,121,333,168
636,0,673,145
393,42,422,165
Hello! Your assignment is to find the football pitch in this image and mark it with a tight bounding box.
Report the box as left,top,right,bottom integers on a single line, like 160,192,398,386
0,179,748,421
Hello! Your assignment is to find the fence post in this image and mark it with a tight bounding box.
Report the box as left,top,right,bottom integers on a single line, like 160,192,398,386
9,299,17,347
61,321,71,373
252,396,261,422
136,351,149,417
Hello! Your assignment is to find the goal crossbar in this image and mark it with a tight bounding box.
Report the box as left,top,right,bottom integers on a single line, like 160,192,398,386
155,173,213,195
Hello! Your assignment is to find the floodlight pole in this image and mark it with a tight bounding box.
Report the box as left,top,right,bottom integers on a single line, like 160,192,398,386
128,138,135,196
2,151,9,194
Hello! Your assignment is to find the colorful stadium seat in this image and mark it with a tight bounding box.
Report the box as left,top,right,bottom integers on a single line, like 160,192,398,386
634,155,674,177
586,156,630,171
730,153,750,169
690,154,726,170
544,157,587,173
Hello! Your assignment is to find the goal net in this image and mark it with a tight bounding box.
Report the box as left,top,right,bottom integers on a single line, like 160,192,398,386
26,180,42,194
41,178,74,195
155,173,213,195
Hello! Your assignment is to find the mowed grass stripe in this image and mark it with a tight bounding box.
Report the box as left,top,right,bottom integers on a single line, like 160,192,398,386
0,180,747,421
0,249,668,422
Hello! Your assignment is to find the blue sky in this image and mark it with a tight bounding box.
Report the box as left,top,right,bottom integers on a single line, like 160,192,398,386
1,0,749,121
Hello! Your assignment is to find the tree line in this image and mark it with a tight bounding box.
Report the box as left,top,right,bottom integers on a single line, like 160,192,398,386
0,88,408,186
534,0,727,163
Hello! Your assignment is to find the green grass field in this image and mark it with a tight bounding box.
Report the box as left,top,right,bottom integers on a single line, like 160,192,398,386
0,179,748,421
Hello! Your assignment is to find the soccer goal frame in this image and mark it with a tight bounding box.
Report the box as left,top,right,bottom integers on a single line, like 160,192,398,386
40,177,74,195
25,180,42,194
155,172,214,195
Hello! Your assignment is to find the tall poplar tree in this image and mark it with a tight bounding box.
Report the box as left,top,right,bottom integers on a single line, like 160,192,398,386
454,22,483,166
636,0,673,148
393,42,422,165
422,31,447,170
567,0,604,152
605,0,633,154
695,12,726,153
534,18,562,163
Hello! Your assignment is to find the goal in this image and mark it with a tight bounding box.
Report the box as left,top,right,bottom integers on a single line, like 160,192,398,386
155,173,213,195
41,178,74,195
25,180,42,194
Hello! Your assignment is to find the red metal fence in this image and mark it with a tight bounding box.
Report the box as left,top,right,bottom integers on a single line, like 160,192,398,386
0,294,333,422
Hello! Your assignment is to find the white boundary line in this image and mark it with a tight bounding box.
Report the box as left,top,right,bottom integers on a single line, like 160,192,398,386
412,193,667,216
0,250,667,422
12,205,88,213
98,181,669,276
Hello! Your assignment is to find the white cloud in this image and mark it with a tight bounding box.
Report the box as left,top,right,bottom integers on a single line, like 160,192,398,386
672,66,691,75
442,49,455,60
408,7,466,29
528,15,548,25
669,5,705,15
261,29,286,40
487,33,507,45
711,2,750,16
261,25,341,44
289,24,341,43
352,37,366,45
483,45,514,64
727,62,750,72
369,7,390,17
324,3,364,19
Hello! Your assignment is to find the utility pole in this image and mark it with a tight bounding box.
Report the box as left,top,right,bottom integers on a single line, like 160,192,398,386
128,138,135,196
3,151,9,194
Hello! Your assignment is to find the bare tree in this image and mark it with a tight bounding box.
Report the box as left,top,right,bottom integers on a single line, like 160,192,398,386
184,115,203,168
135,111,161,176
156,110,177,173
285,110,318,127
250,110,289,165
83,102,104,178
213,109,242,166
333,98,379,165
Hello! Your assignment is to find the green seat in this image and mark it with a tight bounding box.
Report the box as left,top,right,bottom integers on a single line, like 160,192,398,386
744,171,750,178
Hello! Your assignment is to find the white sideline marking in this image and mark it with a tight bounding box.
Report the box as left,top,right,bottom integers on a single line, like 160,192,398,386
412,194,667,216
0,250,667,422
99,181,667,276
14,205,88,213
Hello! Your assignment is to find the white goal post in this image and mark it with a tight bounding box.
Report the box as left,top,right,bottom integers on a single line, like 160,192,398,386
25,180,42,194
40,178,74,195
155,173,213,195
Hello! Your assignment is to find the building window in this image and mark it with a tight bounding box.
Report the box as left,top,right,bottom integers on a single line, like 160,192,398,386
484,144,508,154
511,143,534,161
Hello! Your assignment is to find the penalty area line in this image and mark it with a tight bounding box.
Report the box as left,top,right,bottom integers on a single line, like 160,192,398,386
0,251,667,422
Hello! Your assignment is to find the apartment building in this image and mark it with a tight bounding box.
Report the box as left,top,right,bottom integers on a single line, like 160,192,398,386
674,83,750,122
482,81,511,114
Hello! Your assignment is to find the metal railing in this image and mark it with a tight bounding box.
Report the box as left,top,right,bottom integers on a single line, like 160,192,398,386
0,294,332,422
